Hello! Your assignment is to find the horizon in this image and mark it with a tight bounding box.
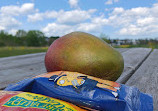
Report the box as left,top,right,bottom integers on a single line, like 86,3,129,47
0,0,158,39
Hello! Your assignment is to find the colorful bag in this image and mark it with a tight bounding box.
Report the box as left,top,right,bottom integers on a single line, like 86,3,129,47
5,71,153,111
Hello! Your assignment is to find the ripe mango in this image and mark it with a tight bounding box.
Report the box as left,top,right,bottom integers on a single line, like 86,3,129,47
45,32,124,81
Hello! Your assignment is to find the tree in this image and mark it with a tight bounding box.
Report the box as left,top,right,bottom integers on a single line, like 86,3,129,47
0,31,6,46
0,30,8,40
100,33,111,43
26,30,47,46
0,31,14,46
15,30,27,38
48,36,59,46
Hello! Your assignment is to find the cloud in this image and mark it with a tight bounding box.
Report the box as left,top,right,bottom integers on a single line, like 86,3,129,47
42,22,104,37
77,23,102,32
28,11,58,22
57,9,96,25
119,25,143,36
0,3,36,16
0,3,36,32
0,15,21,30
28,9,97,25
76,16,108,32
106,3,158,36
0,26,5,30
68,0,79,8
42,3,158,38
105,0,113,5
38,8,108,37
42,23,73,36
42,15,108,36
105,0,119,5
137,17,154,26
111,7,124,14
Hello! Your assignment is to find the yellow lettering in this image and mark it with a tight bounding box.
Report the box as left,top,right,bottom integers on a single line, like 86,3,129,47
32,102,40,107
24,101,32,107
48,104,57,110
30,101,35,107
20,99,28,105
15,98,24,106
11,98,21,105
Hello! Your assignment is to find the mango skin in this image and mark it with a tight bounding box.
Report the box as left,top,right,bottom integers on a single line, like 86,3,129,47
45,32,124,81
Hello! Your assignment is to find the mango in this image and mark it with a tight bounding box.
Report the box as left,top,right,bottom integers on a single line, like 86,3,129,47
45,32,124,81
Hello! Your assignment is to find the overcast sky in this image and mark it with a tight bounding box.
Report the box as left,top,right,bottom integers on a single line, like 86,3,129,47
0,0,158,39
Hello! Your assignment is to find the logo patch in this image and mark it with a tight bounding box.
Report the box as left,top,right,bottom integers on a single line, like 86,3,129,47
3,92,76,111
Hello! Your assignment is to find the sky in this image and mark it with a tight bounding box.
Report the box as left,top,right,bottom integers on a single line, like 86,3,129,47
0,0,158,39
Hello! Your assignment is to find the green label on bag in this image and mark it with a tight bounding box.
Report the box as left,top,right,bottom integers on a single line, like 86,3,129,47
3,92,76,111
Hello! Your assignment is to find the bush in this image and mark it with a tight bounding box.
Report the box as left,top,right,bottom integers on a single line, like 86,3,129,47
0,42,5,47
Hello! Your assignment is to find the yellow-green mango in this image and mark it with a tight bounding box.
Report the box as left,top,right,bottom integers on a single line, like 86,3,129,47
45,32,124,81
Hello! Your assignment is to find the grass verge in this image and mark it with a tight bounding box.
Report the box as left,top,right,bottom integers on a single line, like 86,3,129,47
0,47,48,58
114,44,158,49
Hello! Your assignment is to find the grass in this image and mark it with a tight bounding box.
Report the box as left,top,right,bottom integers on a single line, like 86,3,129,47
1,43,158,58
114,44,158,49
0,47,48,58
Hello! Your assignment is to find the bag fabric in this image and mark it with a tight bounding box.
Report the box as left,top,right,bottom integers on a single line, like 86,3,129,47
5,71,153,111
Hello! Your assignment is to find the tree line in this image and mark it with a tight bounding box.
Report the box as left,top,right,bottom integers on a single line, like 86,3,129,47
1,30,158,47
0,30,59,47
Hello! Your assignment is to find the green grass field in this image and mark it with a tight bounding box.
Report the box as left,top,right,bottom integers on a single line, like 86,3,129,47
114,44,158,49
1,43,158,58
0,47,48,58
